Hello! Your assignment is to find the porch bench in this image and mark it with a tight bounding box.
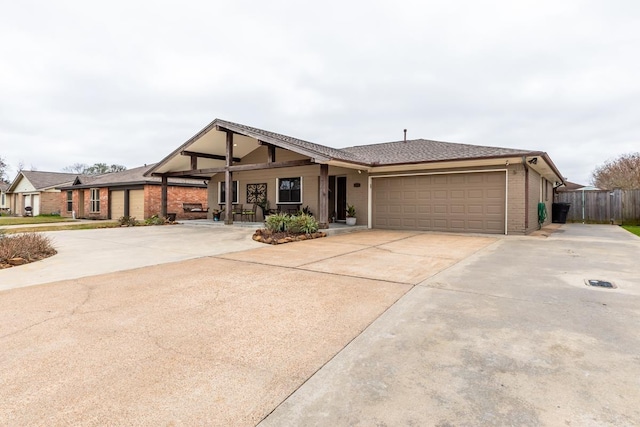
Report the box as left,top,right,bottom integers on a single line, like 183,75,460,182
182,203,208,213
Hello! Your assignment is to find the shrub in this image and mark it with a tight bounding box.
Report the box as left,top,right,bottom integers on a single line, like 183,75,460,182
264,212,318,234
265,213,288,232
144,215,167,225
118,216,138,227
0,232,57,264
288,213,319,234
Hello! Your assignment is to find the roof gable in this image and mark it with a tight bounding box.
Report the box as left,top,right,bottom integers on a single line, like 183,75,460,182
8,171,80,192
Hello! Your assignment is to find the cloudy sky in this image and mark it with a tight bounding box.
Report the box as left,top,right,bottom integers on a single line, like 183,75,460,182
1,0,639,184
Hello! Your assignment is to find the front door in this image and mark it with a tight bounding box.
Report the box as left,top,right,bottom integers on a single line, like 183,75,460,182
336,176,347,221
77,190,85,218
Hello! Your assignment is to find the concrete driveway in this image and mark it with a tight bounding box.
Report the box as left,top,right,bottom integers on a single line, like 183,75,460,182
261,224,640,426
0,224,259,291
1,224,638,426
0,227,494,425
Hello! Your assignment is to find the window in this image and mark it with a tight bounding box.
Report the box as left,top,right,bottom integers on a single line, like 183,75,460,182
219,181,239,203
277,177,302,203
90,188,100,212
1,193,4,206
66,191,73,212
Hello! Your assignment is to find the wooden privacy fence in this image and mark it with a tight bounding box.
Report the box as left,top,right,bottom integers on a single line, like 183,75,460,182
555,189,640,225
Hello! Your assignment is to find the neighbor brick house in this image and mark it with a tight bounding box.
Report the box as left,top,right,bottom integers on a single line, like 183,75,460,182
58,164,207,220
0,182,10,213
146,119,565,234
6,171,82,216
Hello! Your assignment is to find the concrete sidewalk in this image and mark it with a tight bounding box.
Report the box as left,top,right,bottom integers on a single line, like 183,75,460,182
260,224,640,426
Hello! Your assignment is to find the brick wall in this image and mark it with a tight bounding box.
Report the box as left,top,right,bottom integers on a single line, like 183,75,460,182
146,185,208,220
40,191,62,215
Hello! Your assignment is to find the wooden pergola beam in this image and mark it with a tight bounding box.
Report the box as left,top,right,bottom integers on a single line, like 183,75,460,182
160,159,315,177
181,150,241,163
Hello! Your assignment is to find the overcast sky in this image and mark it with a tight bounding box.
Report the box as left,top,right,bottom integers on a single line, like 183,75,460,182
1,1,639,184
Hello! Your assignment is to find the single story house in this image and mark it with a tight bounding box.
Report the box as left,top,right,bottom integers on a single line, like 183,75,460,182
0,182,10,213
145,119,565,234
58,164,208,220
6,171,81,216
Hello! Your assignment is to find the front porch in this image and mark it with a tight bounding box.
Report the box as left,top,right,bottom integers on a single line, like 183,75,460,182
146,119,369,230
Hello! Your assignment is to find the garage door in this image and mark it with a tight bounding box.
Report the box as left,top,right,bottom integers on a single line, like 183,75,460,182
110,190,125,219
129,189,145,220
372,172,506,234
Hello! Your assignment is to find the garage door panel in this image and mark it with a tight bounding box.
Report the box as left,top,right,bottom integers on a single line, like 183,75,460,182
451,204,465,214
110,191,125,219
450,190,465,199
130,190,144,219
373,172,505,234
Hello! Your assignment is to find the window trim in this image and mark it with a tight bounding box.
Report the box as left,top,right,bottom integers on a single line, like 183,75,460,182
90,188,100,213
218,181,239,204
276,176,303,204
66,190,73,212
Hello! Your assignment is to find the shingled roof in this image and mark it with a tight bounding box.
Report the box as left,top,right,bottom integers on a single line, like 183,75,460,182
342,139,539,165
148,118,563,182
61,164,206,189
0,182,8,192
215,119,368,164
13,171,81,191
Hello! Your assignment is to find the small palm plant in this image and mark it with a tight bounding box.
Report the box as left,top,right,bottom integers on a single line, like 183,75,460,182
346,204,357,225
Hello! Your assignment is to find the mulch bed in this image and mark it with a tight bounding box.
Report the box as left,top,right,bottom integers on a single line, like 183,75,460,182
252,229,326,245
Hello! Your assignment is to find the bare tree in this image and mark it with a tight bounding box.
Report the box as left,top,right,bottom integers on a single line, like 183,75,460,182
591,152,640,190
62,162,127,175
62,163,89,174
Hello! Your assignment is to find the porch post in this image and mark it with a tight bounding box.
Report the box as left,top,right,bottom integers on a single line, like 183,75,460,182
224,130,234,225
319,163,329,229
161,175,168,218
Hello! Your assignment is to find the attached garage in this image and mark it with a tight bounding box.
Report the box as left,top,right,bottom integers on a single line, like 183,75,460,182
109,189,144,219
372,171,506,234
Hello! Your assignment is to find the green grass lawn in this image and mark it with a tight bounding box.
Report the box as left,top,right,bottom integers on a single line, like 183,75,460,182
622,225,640,237
0,216,77,226
1,222,120,234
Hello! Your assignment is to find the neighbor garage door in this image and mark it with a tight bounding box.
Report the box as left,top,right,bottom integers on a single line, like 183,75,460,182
110,190,125,219
372,172,506,234
129,189,145,220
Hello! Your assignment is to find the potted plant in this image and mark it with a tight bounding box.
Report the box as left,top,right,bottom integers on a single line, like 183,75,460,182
346,204,357,226
212,206,224,221
257,198,271,219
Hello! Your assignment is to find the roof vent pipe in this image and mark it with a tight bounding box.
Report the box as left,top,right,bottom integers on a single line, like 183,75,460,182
404,129,407,142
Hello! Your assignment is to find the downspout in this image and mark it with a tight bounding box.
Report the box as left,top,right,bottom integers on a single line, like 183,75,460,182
523,156,529,231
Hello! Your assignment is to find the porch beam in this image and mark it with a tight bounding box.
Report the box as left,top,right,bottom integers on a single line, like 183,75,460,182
318,164,329,229
224,131,234,225
160,159,315,176
268,144,276,163
181,150,241,163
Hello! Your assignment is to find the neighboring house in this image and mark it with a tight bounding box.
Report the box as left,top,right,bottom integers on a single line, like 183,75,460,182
0,182,10,213
556,181,600,192
58,164,208,220
6,171,81,216
146,119,565,235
